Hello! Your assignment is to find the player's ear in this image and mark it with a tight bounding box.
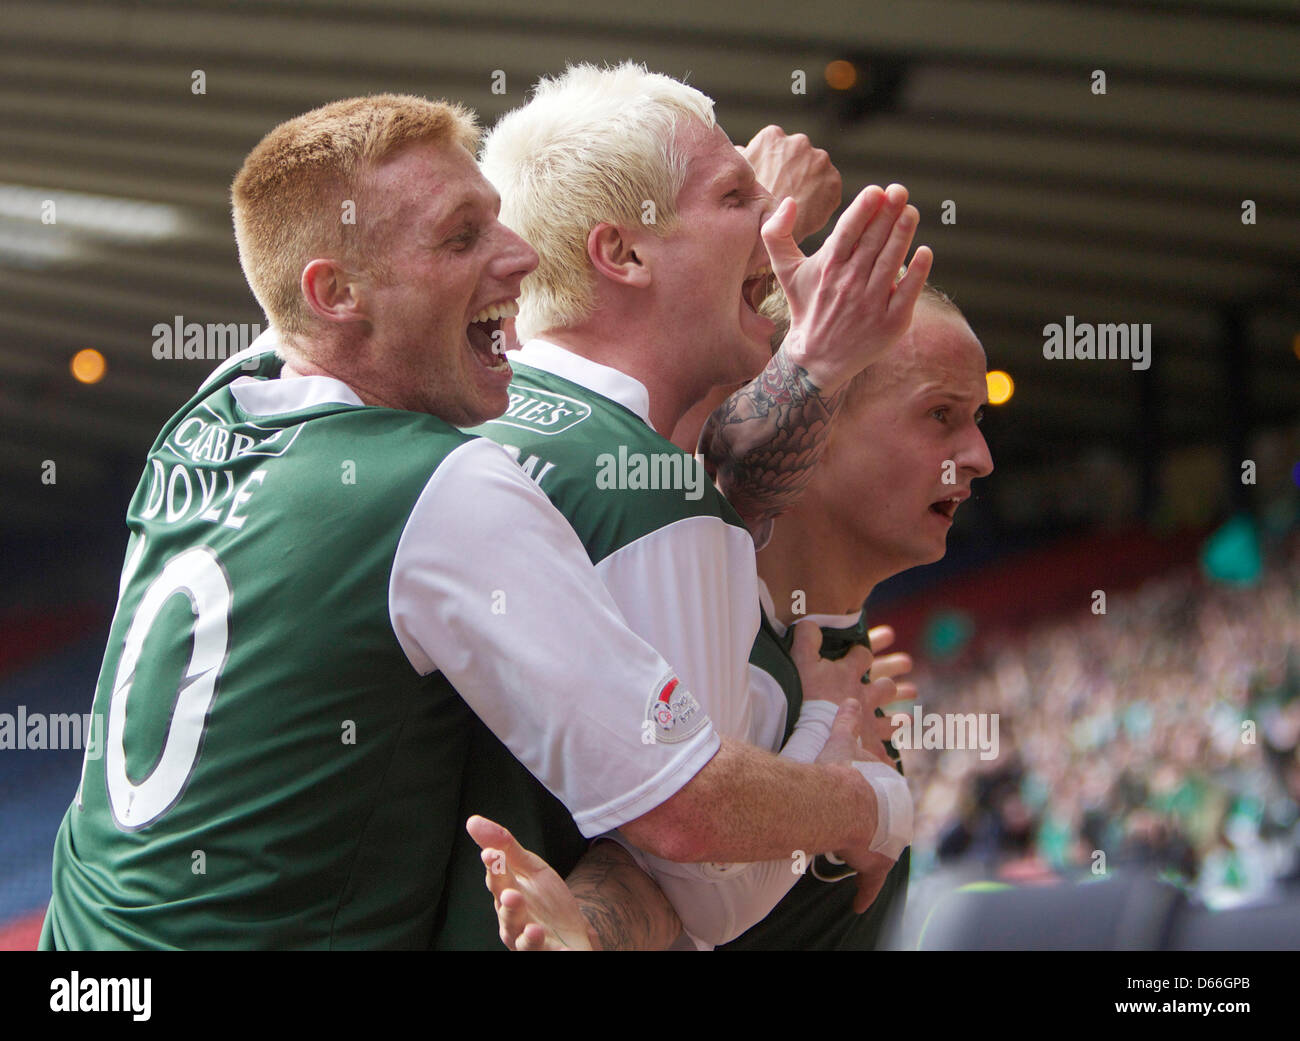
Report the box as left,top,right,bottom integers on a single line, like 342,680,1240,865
301,259,367,324
587,223,651,289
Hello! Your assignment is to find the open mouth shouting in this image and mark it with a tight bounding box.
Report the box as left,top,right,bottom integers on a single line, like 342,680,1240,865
740,262,778,339
467,298,518,375
742,263,776,313
929,491,969,524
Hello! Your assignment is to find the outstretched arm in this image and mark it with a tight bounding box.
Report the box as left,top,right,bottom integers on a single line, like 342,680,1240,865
466,816,681,951
466,645,915,949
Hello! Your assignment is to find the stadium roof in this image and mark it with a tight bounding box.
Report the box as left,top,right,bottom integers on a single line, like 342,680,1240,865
1,0,1297,533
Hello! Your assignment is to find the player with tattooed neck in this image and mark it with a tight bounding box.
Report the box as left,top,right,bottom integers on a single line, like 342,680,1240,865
471,287,993,950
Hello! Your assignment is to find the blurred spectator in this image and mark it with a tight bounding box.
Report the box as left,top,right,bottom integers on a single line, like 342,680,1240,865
901,535,1300,909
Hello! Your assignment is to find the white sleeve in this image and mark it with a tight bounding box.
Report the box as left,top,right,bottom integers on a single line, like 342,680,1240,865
598,699,839,949
593,525,846,946
594,516,761,741
388,438,720,838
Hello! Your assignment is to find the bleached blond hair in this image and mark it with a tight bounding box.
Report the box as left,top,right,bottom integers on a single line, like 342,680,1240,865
479,63,716,342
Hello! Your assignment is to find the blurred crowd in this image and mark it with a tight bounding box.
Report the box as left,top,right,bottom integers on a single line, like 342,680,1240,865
900,536,1300,908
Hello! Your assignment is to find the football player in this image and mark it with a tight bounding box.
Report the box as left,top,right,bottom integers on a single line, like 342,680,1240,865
43,92,917,950
443,63,932,949
470,286,993,949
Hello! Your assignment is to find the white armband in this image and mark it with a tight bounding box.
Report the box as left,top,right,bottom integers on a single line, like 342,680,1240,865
853,760,913,861
777,699,838,763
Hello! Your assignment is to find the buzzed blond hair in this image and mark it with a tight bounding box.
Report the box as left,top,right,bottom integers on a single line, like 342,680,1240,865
231,94,479,336
479,63,716,342
846,283,967,407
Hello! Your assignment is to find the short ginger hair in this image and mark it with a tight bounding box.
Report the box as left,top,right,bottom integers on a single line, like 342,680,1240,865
231,94,479,336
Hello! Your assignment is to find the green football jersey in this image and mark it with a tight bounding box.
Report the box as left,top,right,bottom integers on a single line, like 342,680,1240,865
473,361,750,563
459,346,906,950
439,352,767,947
41,350,484,949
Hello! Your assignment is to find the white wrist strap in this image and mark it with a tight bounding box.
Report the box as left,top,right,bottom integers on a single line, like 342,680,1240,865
852,761,913,861
780,699,839,763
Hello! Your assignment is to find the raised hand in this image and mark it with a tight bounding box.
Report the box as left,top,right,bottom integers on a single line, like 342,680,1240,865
762,184,933,395
739,125,841,243
701,185,933,534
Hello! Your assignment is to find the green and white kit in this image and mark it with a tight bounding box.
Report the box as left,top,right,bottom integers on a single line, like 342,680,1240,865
469,340,859,949
41,335,716,950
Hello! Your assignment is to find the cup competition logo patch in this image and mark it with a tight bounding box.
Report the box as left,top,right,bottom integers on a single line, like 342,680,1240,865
646,674,706,744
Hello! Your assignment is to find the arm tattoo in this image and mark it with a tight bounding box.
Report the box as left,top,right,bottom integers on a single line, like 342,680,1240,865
567,841,682,951
700,347,846,533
